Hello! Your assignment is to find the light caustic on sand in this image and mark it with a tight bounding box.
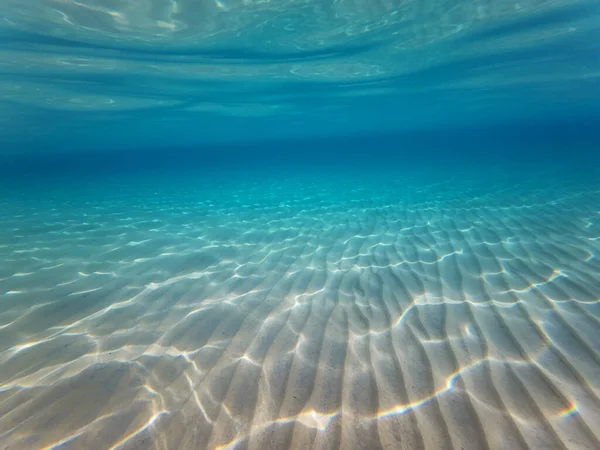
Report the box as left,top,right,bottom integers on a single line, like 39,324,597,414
0,177,599,450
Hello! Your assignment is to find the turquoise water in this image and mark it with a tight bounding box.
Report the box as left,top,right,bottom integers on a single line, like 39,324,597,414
1,1,600,450
2,0,600,152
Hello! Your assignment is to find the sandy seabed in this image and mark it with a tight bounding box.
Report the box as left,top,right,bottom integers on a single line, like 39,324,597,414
0,169,599,450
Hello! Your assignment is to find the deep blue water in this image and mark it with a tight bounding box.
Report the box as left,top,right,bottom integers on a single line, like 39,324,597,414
1,1,600,449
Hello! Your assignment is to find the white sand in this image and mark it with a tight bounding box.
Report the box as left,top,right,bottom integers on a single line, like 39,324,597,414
0,172,599,449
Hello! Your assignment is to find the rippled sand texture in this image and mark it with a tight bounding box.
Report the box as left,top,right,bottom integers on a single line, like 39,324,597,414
1,170,599,449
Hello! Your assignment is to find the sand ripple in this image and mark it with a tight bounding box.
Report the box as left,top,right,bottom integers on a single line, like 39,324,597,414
0,170,599,449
